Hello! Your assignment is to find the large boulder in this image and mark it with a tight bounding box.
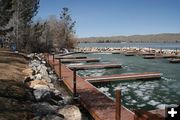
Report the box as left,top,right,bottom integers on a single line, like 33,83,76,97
29,79,50,88
32,102,59,116
33,84,51,101
57,105,81,120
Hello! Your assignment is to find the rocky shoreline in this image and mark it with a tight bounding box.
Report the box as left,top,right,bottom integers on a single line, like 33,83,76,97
76,47,180,55
0,51,90,120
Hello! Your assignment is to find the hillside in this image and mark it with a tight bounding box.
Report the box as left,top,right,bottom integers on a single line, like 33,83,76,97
78,33,180,43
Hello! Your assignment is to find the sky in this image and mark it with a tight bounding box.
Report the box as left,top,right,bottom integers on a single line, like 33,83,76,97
37,0,180,38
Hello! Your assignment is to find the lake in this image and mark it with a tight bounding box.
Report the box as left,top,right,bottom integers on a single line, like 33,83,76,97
73,43,180,110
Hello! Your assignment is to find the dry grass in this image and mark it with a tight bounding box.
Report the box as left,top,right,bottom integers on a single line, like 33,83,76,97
0,50,35,119
0,51,29,81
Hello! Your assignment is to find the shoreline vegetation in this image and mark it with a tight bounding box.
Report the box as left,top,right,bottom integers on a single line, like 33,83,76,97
77,33,180,43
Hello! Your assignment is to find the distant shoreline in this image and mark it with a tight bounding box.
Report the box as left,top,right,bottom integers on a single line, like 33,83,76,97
77,33,180,43
75,47,180,55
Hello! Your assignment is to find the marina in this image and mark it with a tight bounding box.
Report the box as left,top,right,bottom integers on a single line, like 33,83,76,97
46,54,167,120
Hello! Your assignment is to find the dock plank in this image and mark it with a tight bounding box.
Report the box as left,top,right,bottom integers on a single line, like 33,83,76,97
84,73,161,83
61,58,100,63
55,56,87,59
68,63,122,70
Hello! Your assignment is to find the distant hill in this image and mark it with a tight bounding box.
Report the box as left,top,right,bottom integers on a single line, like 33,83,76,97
78,33,180,43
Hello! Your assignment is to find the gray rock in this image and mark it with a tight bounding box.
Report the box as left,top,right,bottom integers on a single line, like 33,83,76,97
32,102,59,116
41,114,64,120
35,74,42,80
42,61,46,64
30,75,36,80
27,53,35,59
33,85,50,101
57,105,81,120
30,60,41,67
49,70,54,74
37,65,42,72
48,83,55,90
43,76,51,83
49,74,58,82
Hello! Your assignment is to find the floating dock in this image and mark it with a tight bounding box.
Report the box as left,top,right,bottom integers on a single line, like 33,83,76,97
143,56,161,59
61,58,100,63
162,55,177,58
124,53,135,56
55,56,87,59
47,56,135,120
169,58,180,63
68,63,122,70
140,53,156,56
143,55,177,59
47,55,165,120
84,72,161,83
58,52,81,56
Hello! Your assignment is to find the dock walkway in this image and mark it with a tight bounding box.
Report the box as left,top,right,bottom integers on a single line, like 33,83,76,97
48,56,135,120
61,58,100,63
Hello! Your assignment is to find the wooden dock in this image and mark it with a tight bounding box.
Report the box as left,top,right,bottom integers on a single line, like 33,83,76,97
143,55,177,59
125,53,135,56
55,56,87,59
60,58,100,63
143,56,161,59
68,63,122,70
47,56,135,120
169,58,180,63
84,72,161,83
139,53,155,56
58,52,81,56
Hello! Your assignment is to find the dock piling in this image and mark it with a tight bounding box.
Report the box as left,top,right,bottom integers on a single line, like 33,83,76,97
52,53,55,63
73,68,77,98
115,89,121,120
47,53,49,63
59,59,61,78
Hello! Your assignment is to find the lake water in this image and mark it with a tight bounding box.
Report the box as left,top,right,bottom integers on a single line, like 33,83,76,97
73,43,180,110
78,42,180,50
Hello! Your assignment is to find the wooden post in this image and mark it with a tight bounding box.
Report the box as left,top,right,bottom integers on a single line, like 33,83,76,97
52,53,55,63
149,47,150,53
47,53,49,63
59,59,61,78
73,68,77,97
115,89,121,120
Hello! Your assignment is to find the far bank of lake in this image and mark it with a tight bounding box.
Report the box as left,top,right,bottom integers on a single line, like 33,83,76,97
78,42,180,50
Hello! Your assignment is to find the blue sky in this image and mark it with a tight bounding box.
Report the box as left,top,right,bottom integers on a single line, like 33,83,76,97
37,0,180,37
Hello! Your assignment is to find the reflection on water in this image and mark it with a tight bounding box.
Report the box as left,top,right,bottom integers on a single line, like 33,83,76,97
74,53,180,110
